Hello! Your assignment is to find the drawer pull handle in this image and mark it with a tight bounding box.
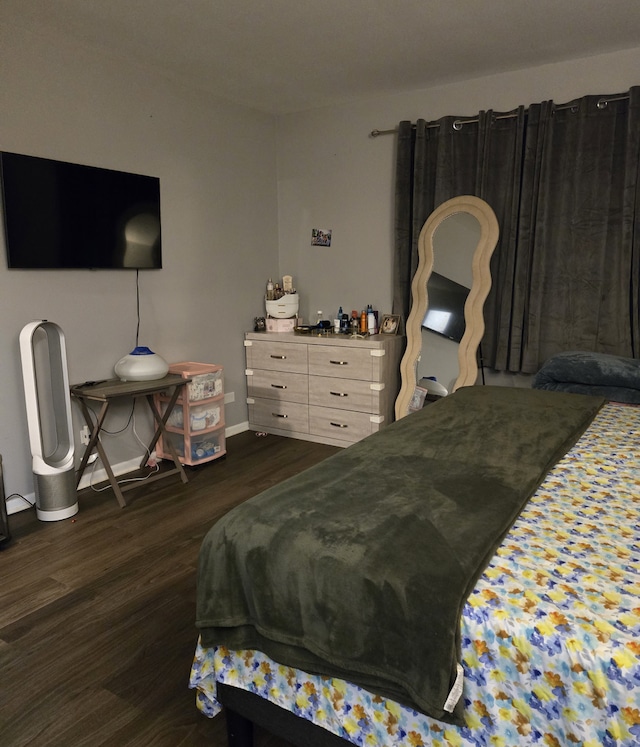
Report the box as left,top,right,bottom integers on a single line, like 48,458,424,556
270,354,287,359
273,412,288,418
330,391,348,397
271,384,287,389
330,422,348,428
329,359,348,365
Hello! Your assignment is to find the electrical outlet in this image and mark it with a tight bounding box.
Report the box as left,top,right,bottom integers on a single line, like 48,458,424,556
80,425,91,445
224,391,235,404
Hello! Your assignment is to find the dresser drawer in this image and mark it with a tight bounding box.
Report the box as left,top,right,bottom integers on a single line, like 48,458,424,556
308,344,381,381
247,369,308,404
246,340,308,374
248,398,309,433
309,405,382,443
308,375,382,413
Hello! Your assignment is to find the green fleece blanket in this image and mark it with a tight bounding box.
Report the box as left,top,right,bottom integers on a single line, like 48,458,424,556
196,386,603,724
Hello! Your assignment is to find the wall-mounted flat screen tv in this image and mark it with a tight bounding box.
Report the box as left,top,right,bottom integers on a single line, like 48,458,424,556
0,151,162,269
422,271,470,343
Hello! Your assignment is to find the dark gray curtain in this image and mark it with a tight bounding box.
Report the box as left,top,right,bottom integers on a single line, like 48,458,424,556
513,91,640,372
393,110,525,327
394,88,640,373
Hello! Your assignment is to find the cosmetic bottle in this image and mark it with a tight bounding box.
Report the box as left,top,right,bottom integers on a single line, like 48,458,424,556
360,310,367,334
367,305,376,335
334,306,343,334
350,311,359,335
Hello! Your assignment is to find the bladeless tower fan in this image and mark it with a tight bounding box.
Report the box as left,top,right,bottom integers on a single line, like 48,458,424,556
20,321,78,521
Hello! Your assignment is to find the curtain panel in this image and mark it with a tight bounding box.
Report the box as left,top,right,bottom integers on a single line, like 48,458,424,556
394,88,640,374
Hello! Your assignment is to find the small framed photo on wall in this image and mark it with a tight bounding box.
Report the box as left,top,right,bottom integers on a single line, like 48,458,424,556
380,314,400,335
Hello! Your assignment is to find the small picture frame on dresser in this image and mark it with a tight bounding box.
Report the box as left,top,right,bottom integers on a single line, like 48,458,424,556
380,314,400,335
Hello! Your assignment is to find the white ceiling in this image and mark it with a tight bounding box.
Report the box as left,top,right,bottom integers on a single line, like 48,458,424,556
3,0,640,114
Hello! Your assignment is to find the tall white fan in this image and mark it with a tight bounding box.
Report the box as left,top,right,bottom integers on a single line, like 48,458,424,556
19,321,77,521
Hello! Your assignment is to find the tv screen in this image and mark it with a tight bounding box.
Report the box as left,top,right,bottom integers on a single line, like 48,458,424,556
0,151,162,269
422,271,469,343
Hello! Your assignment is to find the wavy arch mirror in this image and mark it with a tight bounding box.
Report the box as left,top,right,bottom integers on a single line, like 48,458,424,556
395,195,499,419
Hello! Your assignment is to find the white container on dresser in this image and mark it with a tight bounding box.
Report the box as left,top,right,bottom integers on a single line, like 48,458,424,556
244,331,404,447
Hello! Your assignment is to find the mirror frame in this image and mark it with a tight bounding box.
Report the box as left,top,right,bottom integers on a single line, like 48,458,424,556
395,195,499,419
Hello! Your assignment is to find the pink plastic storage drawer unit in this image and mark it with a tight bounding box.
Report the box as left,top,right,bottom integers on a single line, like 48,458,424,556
155,362,226,466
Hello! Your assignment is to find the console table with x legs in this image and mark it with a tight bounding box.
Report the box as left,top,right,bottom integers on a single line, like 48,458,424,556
70,374,191,507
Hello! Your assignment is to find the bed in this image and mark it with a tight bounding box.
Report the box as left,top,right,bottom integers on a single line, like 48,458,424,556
189,385,640,746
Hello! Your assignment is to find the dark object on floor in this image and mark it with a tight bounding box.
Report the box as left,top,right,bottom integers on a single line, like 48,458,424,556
221,682,343,747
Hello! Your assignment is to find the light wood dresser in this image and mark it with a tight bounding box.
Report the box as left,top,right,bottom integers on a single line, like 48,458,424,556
244,331,404,447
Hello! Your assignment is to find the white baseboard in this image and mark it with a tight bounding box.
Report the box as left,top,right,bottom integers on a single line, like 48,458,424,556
6,422,251,515
226,421,249,437
7,493,36,515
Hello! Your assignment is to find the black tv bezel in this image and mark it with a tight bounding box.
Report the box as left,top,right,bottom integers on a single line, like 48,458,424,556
422,271,470,343
0,150,162,270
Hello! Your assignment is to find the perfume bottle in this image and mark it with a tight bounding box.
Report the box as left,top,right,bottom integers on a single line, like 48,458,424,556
359,310,367,334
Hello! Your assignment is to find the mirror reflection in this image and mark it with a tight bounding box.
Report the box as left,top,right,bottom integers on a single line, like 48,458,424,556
395,195,499,419
418,212,480,392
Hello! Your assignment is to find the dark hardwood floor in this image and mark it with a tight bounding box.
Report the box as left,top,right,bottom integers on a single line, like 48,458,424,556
0,431,339,747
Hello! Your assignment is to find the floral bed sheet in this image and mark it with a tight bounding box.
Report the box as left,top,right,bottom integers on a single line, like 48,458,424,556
189,403,640,746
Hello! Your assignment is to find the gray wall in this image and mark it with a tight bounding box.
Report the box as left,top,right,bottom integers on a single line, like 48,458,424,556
1,17,278,506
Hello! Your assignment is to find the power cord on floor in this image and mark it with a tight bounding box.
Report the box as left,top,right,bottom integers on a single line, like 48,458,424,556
86,399,162,493
87,461,160,493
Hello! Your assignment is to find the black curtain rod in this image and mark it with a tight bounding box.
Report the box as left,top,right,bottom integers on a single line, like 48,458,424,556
369,93,630,138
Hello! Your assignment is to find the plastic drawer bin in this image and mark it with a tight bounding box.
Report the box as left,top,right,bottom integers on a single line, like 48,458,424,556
189,402,222,430
171,363,223,401
162,428,226,466
162,401,222,431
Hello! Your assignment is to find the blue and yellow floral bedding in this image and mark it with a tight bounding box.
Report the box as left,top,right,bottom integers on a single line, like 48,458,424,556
190,403,640,746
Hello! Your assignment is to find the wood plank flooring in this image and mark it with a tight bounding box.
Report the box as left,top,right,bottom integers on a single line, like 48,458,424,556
0,431,339,747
